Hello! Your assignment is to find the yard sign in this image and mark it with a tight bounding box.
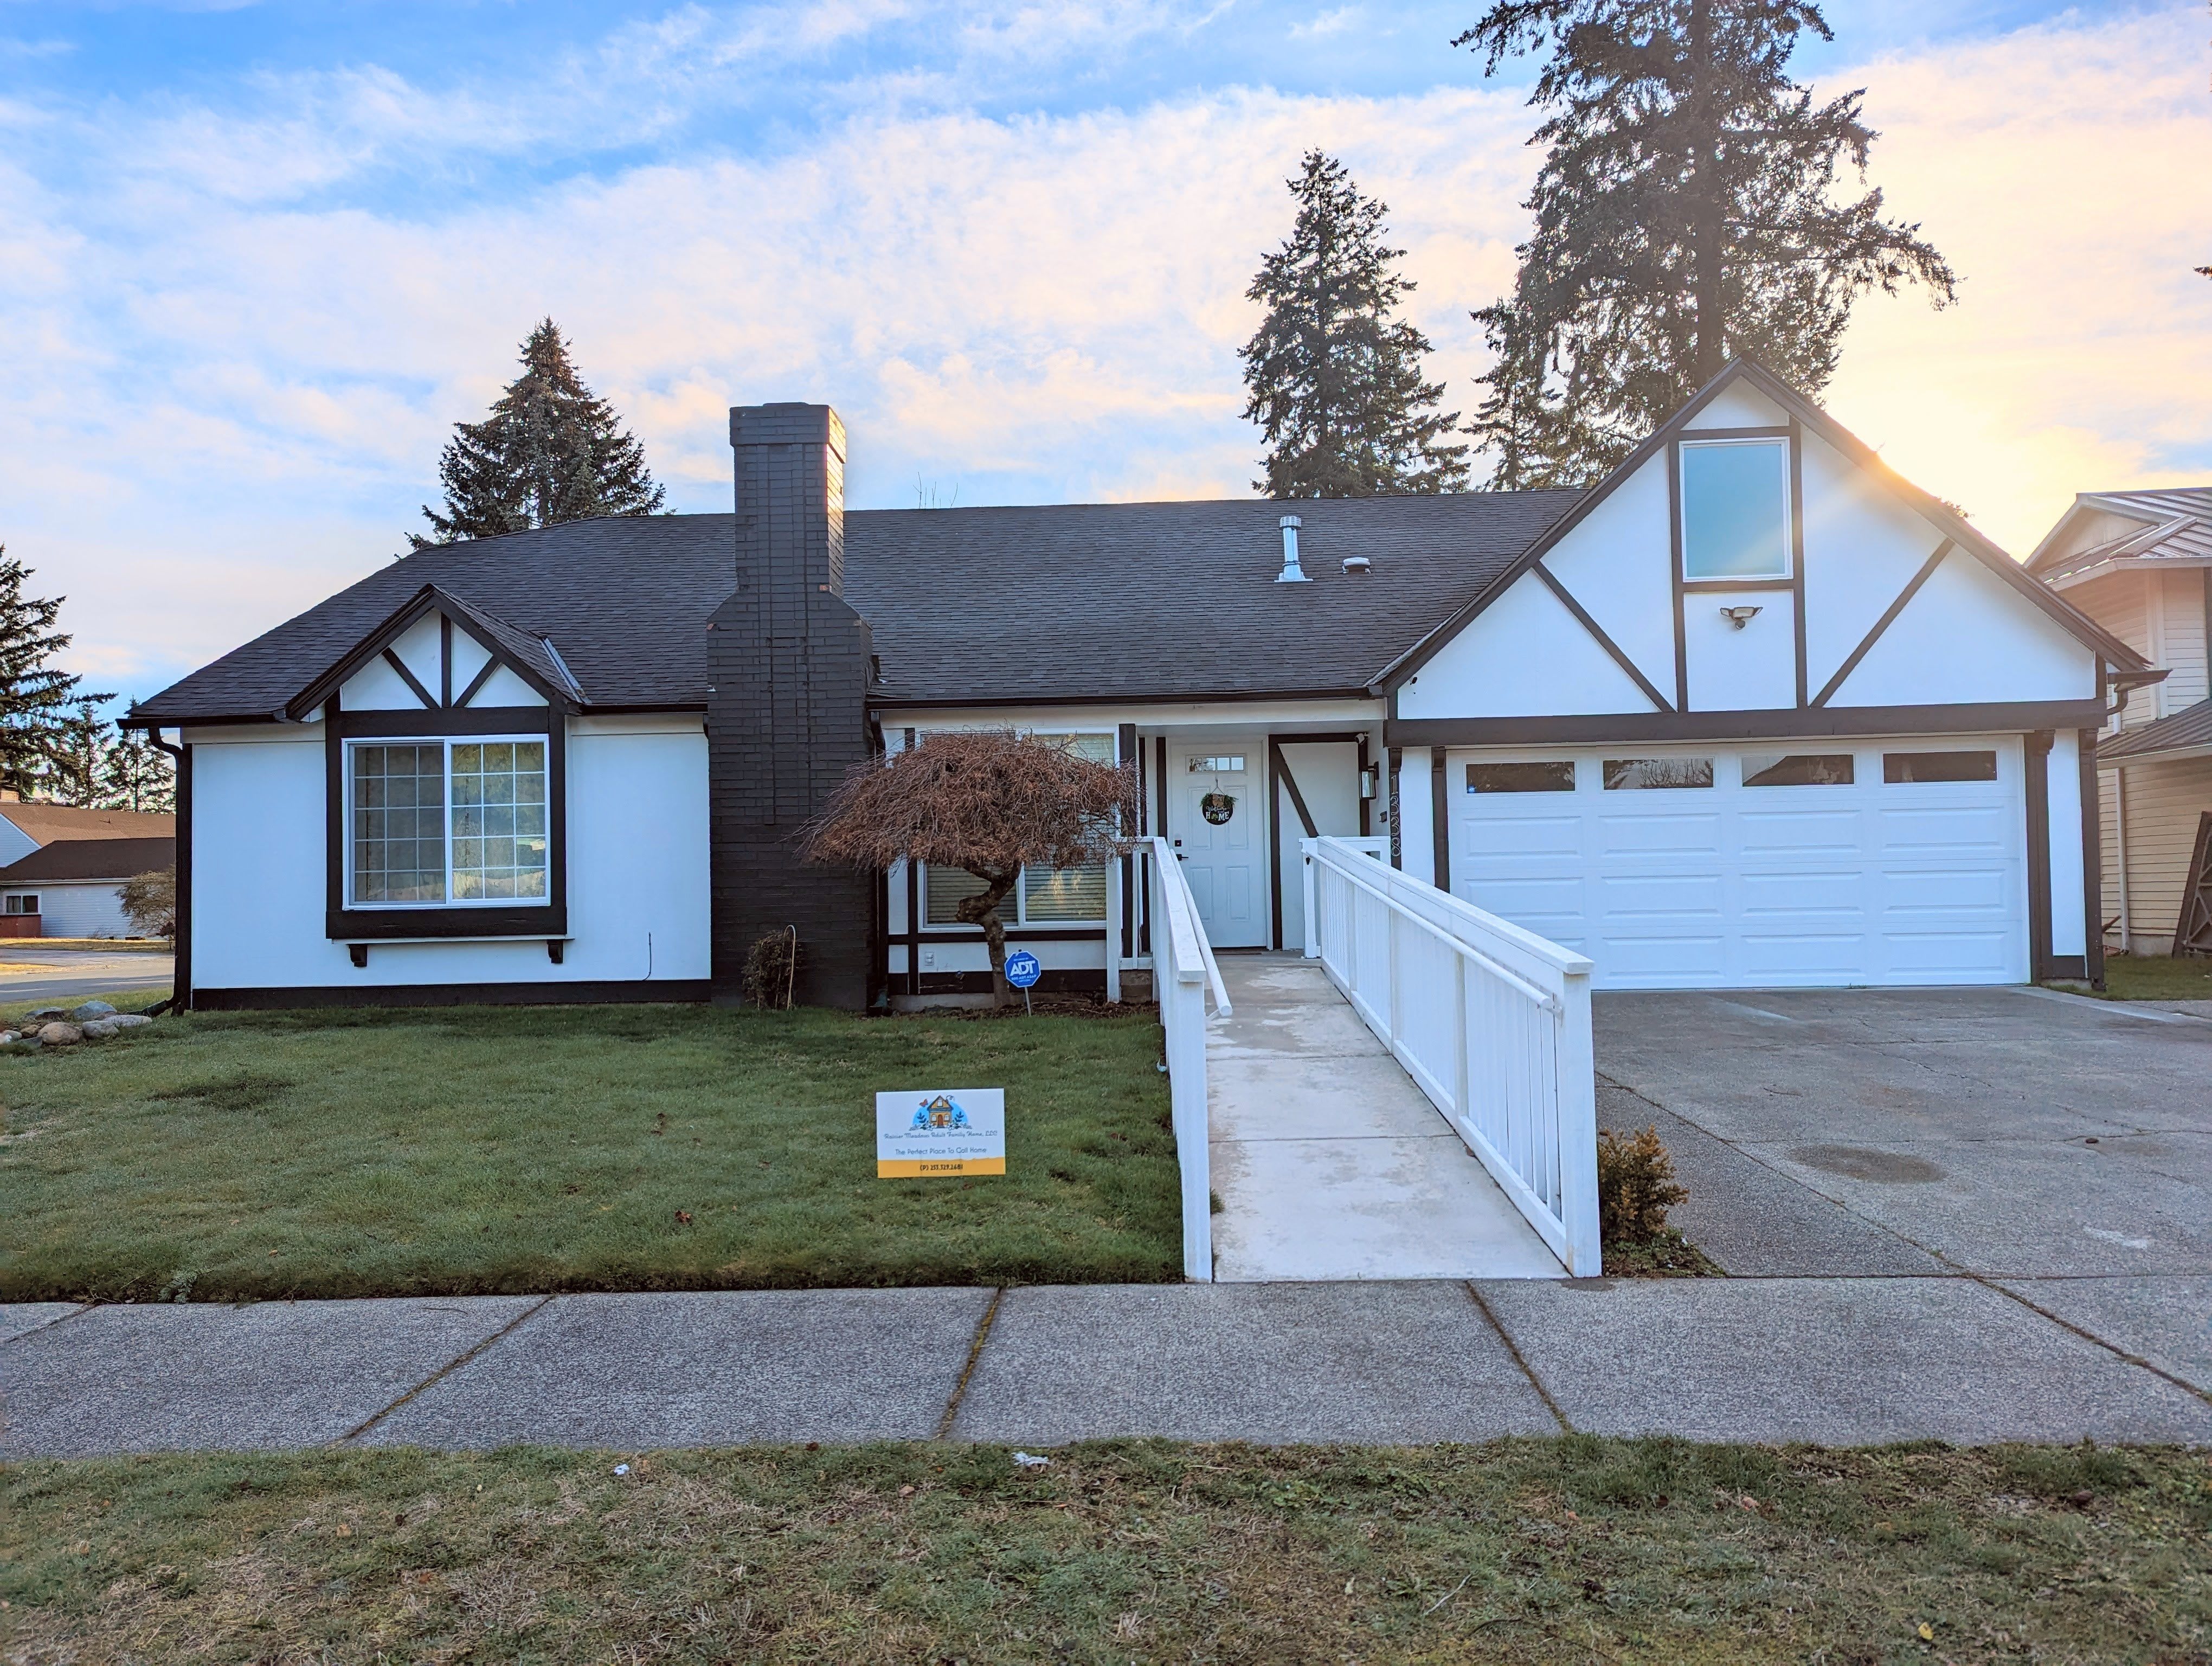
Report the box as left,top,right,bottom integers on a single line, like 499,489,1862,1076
876,1088,1006,1177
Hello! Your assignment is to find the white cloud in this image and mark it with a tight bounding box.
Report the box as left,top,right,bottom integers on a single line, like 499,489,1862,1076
2,0,2205,703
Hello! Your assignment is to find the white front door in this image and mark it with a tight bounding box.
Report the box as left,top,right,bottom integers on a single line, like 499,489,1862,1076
1448,739,2030,988
1169,746,1268,948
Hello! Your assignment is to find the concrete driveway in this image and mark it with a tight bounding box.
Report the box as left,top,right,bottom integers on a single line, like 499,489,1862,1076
1594,984,2212,1393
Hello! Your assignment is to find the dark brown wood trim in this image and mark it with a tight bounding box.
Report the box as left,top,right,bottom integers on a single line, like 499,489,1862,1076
150,733,192,1009
1118,720,1138,963
1154,735,1168,838
1272,742,1320,838
330,706,552,739
439,616,453,708
1679,424,1795,440
1668,437,1689,712
2025,729,2055,979
2080,726,2107,989
1681,577,1797,594
1385,699,2107,749
1532,561,1673,713
455,652,501,710
913,926,1109,944
1810,539,1954,708
323,684,344,925
195,979,711,1011
1789,417,1809,707
332,906,569,941
381,649,436,710
1430,749,1450,891
870,685,1379,713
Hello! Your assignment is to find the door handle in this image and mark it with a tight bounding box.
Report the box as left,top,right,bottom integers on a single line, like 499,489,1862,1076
1175,853,1187,861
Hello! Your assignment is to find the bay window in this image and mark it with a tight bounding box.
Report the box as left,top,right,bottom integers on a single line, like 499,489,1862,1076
348,737,549,908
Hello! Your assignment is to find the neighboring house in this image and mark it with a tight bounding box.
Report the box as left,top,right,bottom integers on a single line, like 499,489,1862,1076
2026,489,2212,956
0,835,175,939
129,359,2147,1009
0,800,175,869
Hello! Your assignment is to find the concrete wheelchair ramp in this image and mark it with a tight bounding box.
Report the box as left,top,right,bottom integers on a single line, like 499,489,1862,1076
1204,954,1566,1281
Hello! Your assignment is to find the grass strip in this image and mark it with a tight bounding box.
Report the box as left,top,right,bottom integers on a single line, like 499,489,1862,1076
3,1438,2205,1662
0,1002,1179,1302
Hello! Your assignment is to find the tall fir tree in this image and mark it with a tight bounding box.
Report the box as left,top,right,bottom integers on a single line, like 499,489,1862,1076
1458,0,1957,487
44,699,111,806
1240,151,1470,497
101,725,176,812
0,549,110,800
413,319,667,548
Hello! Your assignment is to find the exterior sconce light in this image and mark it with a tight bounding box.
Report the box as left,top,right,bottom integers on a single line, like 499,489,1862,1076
1720,605,1763,630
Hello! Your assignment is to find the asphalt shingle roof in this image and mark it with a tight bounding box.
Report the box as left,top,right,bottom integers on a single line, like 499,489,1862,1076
133,493,1582,724
2101,698,2212,763
0,836,175,883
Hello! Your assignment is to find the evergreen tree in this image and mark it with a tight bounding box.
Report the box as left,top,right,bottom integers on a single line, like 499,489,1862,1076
100,725,176,813
1240,151,1470,497
1458,0,1957,487
0,549,110,799
413,319,666,548
44,699,111,806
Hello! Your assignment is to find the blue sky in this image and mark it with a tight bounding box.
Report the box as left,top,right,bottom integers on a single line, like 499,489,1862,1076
2,1,2207,708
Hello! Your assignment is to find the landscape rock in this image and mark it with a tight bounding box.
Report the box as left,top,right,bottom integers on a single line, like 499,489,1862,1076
109,1014,153,1029
36,1022,82,1047
71,1000,118,1021
23,1008,67,1025
81,1020,120,1040
0,1030,18,1046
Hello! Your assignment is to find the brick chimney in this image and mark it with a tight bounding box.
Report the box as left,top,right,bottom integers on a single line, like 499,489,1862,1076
709,403,878,1009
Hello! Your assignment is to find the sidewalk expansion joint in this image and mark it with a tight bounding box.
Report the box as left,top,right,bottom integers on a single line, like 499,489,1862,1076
0,1304,92,1347
934,1287,1004,1440
1464,1281,1572,1433
1969,1275,2212,1408
331,1295,554,1447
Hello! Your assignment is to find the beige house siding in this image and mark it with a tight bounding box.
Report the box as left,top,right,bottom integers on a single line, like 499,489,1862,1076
2152,568,2210,712
2102,755,2212,956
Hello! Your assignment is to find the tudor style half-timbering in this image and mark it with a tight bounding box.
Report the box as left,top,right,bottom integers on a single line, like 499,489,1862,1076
131,360,2146,1007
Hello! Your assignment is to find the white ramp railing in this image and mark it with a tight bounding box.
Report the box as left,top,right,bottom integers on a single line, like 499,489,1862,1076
1142,835,1231,1281
1303,836,1601,1277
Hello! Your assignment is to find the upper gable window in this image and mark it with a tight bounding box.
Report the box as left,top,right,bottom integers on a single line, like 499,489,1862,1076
1681,438,1791,580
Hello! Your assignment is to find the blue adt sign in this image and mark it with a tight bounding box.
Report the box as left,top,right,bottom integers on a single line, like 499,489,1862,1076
1002,950,1043,989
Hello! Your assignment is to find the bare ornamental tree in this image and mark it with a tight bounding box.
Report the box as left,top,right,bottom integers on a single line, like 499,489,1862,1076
805,730,1134,1008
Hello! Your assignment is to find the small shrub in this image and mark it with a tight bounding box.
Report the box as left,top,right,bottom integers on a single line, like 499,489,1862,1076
1597,1125,1687,1245
120,867,177,937
742,930,802,1009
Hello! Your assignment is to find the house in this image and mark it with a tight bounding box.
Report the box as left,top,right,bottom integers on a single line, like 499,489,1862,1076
0,801,177,938
0,835,176,938
2025,490,2211,956
127,360,2148,1009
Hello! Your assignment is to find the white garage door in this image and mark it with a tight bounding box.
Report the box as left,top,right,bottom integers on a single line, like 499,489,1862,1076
1449,739,2029,989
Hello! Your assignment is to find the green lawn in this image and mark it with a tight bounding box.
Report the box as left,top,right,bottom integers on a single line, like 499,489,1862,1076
5,1439,2206,1663
2085,954,2212,1001
0,1002,1180,1303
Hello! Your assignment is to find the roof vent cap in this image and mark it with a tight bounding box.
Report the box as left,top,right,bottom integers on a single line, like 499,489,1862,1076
1276,515,1309,584
1341,555,1371,575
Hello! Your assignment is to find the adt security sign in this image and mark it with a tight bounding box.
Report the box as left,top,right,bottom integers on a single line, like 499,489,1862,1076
1003,949,1043,989
876,1088,1006,1177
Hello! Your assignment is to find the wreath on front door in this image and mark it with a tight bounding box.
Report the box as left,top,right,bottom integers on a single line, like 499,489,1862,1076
1200,791,1236,825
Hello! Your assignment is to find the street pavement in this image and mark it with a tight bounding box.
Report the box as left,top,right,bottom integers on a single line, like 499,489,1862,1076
0,945,172,1005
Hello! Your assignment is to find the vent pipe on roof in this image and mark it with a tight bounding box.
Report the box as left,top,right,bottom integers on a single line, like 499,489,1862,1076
1276,515,1309,584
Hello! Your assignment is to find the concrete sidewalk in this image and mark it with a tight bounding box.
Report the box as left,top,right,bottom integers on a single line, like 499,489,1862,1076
7,1274,2209,1459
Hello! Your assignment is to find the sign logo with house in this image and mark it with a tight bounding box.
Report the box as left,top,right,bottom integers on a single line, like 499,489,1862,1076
877,1087,1005,1178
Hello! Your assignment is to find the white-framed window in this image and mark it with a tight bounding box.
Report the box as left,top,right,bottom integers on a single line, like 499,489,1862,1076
913,728,1115,928
1680,438,1791,580
3,894,38,916
347,736,550,908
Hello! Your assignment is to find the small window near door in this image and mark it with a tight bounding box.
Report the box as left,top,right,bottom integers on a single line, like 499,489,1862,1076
3,894,37,915
1186,755,1245,773
1681,439,1791,580
1467,761,1576,793
1883,750,1998,784
1603,758,1715,790
1742,752,1855,787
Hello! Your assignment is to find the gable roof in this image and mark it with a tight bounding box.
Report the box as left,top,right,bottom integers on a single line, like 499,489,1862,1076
130,492,1583,726
282,582,580,720
0,835,174,884
2100,697,2212,764
0,804,175,845
2025,489,2212,587
1376,358,2151,690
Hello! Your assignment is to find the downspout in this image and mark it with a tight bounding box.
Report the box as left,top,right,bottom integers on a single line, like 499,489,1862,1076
150,730,191,1011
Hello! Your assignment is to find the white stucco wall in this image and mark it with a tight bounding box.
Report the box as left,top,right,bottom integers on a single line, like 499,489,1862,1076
187,714,709,991
1396,747,1435,882
2047,729,2087,960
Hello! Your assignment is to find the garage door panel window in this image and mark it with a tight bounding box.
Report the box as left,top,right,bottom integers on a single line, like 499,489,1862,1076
1603,758,1715,790
1467,761,1576,794
1742,752,1855,787
1883,749,1998,784
1681,439,1791,580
